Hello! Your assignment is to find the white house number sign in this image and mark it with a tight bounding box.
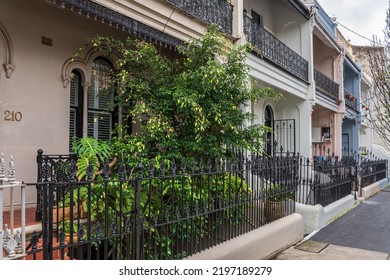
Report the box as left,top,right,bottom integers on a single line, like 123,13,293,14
3,110,23,122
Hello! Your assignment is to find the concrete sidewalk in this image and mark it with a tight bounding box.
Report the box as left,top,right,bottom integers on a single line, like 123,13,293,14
274,187,390,260
274,240,390,260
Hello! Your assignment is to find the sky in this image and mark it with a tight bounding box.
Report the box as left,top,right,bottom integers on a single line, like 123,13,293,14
318,0,388,46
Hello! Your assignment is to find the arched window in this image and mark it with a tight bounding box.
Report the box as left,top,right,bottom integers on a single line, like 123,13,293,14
69,70,83,151
68,57,130,151
264,105,274,155
87,58,115,141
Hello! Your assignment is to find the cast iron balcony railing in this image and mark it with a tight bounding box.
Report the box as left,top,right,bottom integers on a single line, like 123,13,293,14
314,69,340,101
165,0,233,35
344,89,358,111
50,0,183,48
243,14,309,82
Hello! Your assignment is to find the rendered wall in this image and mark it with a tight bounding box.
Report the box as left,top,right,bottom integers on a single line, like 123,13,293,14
0,0,208,205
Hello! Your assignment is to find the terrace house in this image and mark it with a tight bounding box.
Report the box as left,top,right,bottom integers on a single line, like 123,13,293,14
1,0,386,260
306,0,345,158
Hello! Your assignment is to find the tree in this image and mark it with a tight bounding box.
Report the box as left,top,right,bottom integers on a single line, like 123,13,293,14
366,10,390,150
85,25,277,163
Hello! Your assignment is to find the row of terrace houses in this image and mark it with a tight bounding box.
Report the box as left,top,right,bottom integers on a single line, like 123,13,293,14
0,0,387,260
0,0,374,205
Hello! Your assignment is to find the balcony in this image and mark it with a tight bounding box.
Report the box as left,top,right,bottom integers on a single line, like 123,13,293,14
243,14,308,82
50,0,183,47
314,69,339,101
344,89,358,111
165,0,233,35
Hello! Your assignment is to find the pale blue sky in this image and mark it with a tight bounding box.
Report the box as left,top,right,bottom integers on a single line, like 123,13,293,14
318,0,388,45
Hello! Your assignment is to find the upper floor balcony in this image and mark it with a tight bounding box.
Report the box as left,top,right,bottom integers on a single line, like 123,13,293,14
314,69,340,102
344,89,358,111
165,0,233,35
243,14,309,82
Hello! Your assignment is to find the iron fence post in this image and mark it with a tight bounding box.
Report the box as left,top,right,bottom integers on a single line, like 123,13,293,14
41,183,50,259
135,161,144,260
35,149,43,221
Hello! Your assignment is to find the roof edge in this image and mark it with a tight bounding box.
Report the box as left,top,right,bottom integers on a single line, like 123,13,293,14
288,0,311,20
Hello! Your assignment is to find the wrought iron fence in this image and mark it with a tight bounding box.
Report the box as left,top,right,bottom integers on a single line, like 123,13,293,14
359,148,388,190
273,119,296,155
28,153,297,260
0,153,27,260
263,119,296,156
297,147,389,206
295,156,356,207
35,150,77,222
243,14,309,82
30,146,388,260
360,160,387,188
165,0,233,35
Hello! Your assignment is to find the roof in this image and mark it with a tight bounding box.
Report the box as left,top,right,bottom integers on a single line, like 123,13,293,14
288,0,311,20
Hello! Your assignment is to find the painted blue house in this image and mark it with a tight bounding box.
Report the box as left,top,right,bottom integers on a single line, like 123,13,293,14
342,53,361,156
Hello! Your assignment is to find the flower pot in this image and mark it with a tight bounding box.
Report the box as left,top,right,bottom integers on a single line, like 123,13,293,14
264,201,286,222
52,204,87,222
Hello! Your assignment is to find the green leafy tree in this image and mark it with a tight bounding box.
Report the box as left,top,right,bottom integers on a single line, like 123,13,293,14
86,25,277,163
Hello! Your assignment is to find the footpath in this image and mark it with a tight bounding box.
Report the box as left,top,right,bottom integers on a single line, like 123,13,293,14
274,187,390,260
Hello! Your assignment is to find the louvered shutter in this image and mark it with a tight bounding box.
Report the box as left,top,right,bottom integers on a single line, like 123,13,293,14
69,73,80,151
88,59,114,140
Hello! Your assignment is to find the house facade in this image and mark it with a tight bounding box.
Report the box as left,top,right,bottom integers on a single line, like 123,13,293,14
352,45,385,154
336,31,362,156
241,0,313,157
0,0,228,204
306,0,344,158
2,0,388,261
0,0,315,206
359,72,374,152
0,0,373,206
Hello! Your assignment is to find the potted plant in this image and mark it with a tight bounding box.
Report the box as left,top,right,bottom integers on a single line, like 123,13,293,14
263,183,294,222
53,187,88,222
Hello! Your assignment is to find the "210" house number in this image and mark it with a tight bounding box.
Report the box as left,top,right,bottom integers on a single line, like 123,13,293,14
3,110,23,122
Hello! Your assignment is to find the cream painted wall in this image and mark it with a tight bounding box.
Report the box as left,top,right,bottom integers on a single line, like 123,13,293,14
0,0,122,204
0,0,211,205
